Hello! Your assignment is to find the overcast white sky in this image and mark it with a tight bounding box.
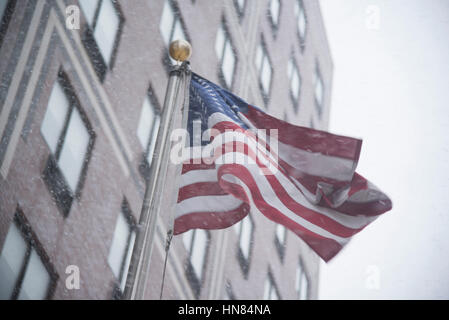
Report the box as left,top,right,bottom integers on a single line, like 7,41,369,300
318,0,449,299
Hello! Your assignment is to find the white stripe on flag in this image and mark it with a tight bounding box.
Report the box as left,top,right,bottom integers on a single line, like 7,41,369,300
277,140,356,181
176,194,243,219
180,169,218,188
217,152,377,230
220,173,350,245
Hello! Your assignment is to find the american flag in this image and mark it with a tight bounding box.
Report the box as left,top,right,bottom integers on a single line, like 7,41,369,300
173,73,392,262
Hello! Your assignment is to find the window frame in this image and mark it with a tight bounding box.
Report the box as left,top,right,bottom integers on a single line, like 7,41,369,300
42,71,95,217
314,63,325,117
1,209,58,300
0,0,15,49
236,214,254,278
295,257,309,300
287,55,302,113
263,270,281,300
267,0,281,35
79,0,125,82
255,36,273,106
183,229,211,299
224,280,236,300
137,86,161,180
110,199,137,299
233,0,246,20
216,17,237,91
274,224,287,262
295,0,308,52
160,0,191,73
309,117,315,129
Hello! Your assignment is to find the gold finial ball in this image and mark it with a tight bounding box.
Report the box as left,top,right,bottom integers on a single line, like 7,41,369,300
169,39,192,62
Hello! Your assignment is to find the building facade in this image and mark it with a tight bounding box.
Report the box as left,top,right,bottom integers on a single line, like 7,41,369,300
0,0,332,300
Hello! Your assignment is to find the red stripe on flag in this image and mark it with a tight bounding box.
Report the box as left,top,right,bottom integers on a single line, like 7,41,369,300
217,165,345,262
174,203,250,235
245,105,362,161
182,162,216,174
178,182,227,202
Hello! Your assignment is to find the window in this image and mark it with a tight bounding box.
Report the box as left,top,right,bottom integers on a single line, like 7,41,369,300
224,281,236,300
287,57,301,112
295,259,309,300
274,224,287,260
108,200,136,296
233,0,246,18
234,214,254,276
255,38,273,102
239,216,252,260
79,0,99,26
268,0,281,31
41,72,94,216
183,229,210,297
0,213,56,300
0,1,7,19
0,0,15,47
159,0,189,66
314,65,324,116
79,0,124,80
93,0,120,64
263,272,280,300
215,20,236,89
160,0,187,47
309,118,315,129
224,289,233,300
137,91,161,177
295,0,307,50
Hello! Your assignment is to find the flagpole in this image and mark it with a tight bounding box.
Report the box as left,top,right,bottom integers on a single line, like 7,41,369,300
123,40,192,300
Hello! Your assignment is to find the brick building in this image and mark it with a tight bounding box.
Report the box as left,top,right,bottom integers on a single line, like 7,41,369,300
0,0,332,299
